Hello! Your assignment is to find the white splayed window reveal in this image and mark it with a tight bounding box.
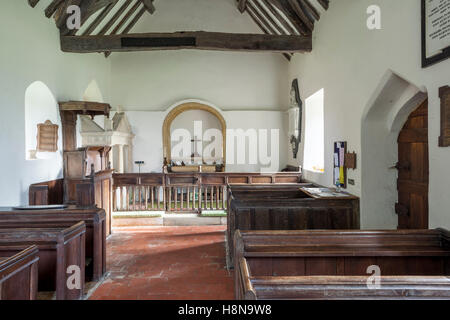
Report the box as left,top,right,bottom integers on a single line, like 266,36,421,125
303,88,325,173
25,81,62,161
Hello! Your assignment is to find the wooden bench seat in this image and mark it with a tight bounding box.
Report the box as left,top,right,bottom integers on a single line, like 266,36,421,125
0,222,86,300
235,229,450,300
0,246,39,300
0,206,106,281
227,185,360,266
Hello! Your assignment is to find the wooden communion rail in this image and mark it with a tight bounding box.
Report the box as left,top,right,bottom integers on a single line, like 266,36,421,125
112,172,302,213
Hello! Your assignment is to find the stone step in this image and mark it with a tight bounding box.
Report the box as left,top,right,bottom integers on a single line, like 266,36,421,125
112,212,227,228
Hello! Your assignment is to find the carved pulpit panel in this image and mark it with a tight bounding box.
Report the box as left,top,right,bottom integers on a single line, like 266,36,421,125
37,120,58,152
439,86,450,147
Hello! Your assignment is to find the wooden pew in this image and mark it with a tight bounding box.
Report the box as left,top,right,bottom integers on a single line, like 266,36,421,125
0,222,86,300
0,246,39,300
227,185,360,266
234,229,450,300
0,206,105,281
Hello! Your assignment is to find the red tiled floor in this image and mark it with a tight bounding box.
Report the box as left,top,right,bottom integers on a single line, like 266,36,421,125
89,226,234,300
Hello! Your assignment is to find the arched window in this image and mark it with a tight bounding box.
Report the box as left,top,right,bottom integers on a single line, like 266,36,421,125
24,81,62,160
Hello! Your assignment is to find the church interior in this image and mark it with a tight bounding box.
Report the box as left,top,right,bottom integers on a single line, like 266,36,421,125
1,0,450,302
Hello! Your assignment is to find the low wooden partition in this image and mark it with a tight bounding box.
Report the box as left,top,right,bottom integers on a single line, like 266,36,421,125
29,171,113,236
111,172,302,213
0,206,106,281
29,179,64,206
234,229,450,300
227,185,360,266
113,173,165,212
0,222,86,300
0,246,39,300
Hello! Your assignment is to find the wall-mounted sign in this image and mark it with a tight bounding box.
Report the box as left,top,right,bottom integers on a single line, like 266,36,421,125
37,120,58,152
333,141,347,188
422,0,450,67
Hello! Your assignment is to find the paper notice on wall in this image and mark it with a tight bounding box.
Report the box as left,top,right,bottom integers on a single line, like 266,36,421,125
339,147,345,166
425,0,450,58
334,167,340,185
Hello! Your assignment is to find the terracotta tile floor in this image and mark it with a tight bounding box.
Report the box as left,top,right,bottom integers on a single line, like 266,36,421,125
89,226,234,300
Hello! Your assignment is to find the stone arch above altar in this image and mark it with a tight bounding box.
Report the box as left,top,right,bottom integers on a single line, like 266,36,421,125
162,101,226,173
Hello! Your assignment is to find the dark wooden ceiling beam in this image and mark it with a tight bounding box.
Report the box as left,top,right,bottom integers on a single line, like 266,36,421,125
302,0,320,21
250,0,284,35
61,31,312,53
28,0,40,8
140,0,155,14
98,0,133,35
110,1,142,35
45,0,64,18
56,0,114,36
238,0,248,13
317,0,329,10
288,0,314,31
105,5,148,58
261,0,297,34
246,3,292,60
122,7,147,34
82,1,118,36
267,0,310,36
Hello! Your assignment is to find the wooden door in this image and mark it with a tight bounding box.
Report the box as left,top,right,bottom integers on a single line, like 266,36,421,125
396,100,429,229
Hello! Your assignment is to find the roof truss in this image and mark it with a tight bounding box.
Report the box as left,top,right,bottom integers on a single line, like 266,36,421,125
27,0,329,58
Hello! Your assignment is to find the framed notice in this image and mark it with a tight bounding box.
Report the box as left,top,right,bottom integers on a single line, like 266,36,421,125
333,141,347,188
37,120,59,152
422,0,450,68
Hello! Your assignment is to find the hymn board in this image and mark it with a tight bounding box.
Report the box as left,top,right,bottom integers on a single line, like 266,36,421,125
422,0,450,67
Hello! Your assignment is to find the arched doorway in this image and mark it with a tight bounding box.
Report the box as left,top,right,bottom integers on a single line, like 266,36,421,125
162,102,227,167
361,71,428,229
396,100,428,229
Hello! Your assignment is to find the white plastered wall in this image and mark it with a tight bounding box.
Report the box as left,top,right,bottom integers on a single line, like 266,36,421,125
287,0,450,229
0,1,110,206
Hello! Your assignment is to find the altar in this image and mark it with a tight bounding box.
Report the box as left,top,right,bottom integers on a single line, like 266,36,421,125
163,102,226,173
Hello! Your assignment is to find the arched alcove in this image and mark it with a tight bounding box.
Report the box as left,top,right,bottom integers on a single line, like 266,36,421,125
24,81,62,160
83,79,104,102
361,70,427,229
162,102,226,165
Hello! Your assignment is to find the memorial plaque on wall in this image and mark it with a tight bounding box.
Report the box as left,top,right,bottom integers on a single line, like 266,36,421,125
422,0,450,67
37,120,58,152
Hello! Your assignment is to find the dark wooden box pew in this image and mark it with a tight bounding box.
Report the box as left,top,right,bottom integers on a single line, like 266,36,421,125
226,183,315,211
0,245,39,300
227,185,360,266
0,206,106,281
234,229,450,300
0,222,86,300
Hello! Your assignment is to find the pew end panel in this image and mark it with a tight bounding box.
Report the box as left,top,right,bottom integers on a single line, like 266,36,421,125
0,222,86,300
0,206,106,282
0,245,39,300
235,229,450,300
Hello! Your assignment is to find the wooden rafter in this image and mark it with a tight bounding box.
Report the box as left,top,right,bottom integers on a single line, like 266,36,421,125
246,1,292,60
261,0,297,35
236,0,330,59
82,1,118,36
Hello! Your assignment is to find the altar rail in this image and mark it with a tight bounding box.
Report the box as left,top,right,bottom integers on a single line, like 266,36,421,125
112,172,302,213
